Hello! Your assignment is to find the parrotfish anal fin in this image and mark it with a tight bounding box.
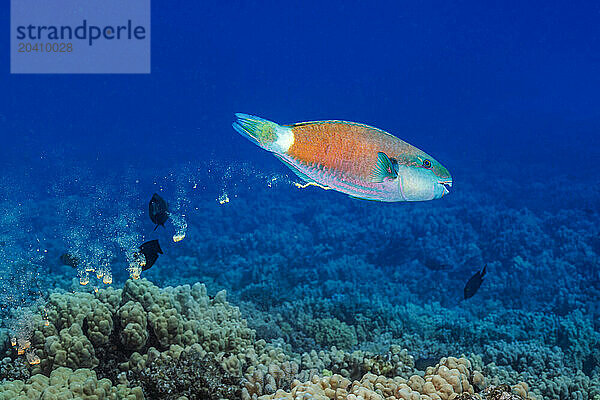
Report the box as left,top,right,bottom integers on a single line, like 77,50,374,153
348,195,383,202
371,152,398,183
274,155,329,188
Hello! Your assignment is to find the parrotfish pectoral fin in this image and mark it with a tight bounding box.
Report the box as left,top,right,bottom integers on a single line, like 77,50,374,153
370,152,398,183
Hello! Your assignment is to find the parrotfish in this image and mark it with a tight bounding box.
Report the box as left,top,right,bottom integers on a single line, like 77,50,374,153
233,114,452,201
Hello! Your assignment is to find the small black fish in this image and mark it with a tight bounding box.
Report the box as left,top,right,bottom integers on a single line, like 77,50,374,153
415,357,439,371
422,256,452,271
137,239,163,271
464,264,486,300
149,193,169,231
60,253,80,268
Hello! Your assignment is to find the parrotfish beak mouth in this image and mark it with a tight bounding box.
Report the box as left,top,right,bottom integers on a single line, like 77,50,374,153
439,181,452,197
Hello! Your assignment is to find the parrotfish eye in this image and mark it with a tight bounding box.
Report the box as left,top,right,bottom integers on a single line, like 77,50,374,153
422,159,432,168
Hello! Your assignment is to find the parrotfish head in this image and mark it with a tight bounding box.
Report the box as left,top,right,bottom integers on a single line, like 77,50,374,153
395,153,452,201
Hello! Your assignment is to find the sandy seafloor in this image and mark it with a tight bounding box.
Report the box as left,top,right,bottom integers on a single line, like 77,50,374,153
0,158,598,400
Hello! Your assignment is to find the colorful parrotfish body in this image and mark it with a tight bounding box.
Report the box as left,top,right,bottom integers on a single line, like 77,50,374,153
233,113,452,202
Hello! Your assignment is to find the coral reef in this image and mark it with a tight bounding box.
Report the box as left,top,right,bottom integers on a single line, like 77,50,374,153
0,165,598,399
1,279,257,398
155,172,599,400
0,279,544,400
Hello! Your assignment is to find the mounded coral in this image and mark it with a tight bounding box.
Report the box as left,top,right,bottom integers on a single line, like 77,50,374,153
257,356,482,400
86,302,113,346
1,279,268,398
0,356,29,382
118,301,148,350
44,323,98,370
0,366,142,400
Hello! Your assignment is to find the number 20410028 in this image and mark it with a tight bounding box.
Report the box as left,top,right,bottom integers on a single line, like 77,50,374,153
18,42,73,52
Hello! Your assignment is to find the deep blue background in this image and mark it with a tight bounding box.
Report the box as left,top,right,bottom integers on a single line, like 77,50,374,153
1,1,599,176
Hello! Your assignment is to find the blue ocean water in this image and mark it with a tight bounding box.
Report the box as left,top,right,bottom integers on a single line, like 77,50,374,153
0,2,599,399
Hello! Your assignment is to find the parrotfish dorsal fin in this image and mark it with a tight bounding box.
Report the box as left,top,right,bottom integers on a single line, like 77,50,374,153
371,152,398,183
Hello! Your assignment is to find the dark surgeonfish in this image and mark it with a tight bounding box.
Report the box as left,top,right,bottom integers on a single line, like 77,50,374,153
137,239,163,271
463,264,487,300
149,193,169,231
60,253,80,268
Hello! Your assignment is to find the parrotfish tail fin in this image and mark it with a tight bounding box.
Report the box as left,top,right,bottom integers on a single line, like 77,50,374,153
233,113,294,153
